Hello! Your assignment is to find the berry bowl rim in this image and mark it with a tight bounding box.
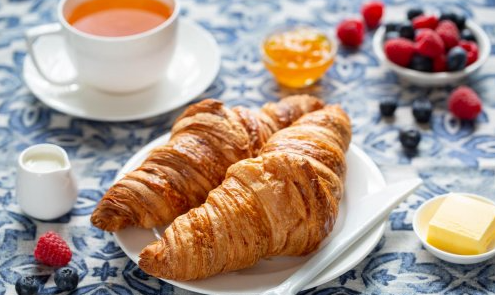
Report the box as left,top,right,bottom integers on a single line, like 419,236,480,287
373,19,490,85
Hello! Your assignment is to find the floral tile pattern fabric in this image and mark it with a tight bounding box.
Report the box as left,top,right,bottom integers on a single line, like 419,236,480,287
1,0,495,294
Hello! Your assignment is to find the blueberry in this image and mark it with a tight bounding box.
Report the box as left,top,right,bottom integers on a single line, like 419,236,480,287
409,54,433,72
399,22,415,40
447,46,467,71
439,11,456,22
440,11,466,30
407,8,423,20
454,14,466,30
15,276,39,295
461,29,476,42
54,267,79,291
384,31,400,41
412,99,433,123
399,129,421,150
385,22,401,33
379,97,398,117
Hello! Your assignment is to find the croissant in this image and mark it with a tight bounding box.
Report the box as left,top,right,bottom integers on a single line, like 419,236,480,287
91,95,324,231
139,105,352,280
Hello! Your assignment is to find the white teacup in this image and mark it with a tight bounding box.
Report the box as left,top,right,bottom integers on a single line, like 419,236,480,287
25,0,180,93
16,144,78,220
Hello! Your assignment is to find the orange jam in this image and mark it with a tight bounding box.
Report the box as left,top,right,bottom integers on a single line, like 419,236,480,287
262,27,335,88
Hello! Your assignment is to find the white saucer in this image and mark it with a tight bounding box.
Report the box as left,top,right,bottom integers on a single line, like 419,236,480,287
23,19,220,122
114,134,387,295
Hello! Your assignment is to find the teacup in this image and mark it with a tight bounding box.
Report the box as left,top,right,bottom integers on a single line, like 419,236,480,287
16,144,78,220
25,0,180,93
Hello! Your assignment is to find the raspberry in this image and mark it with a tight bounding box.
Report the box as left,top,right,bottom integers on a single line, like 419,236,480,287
412,15,439,30
459,40,478,65
433,54,447,72
337,19,365,47
361,1,384,28
415,29,445,58
384,38,415,67
34,231,72,267
436,20,460,50
448,86,482,120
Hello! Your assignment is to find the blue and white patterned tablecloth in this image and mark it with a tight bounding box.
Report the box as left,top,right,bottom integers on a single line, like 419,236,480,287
2,0,495,294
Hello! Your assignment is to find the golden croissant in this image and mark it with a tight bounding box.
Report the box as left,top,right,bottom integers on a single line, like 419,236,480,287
91,95,324,231
139,105,352,280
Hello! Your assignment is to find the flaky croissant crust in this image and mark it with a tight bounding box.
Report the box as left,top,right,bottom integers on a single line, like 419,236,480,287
91,95,324,231
139,105,351,281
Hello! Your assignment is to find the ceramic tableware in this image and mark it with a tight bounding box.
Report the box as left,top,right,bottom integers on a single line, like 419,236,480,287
373,20,490,86
23,19,221,121
113,136,388,295
413,192,495,264
16,144,77,220
25,0,180,93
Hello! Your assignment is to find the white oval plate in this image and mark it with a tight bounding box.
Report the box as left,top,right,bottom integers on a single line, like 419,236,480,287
114,134,386,294
23,19,220,122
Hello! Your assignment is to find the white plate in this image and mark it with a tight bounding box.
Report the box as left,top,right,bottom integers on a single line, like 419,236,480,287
23,19,220,122
114,134,386,294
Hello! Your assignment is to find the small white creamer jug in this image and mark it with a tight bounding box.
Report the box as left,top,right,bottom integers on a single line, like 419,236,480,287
16,144,77,220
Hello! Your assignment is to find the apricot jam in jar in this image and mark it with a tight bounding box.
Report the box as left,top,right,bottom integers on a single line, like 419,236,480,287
262,27,336,88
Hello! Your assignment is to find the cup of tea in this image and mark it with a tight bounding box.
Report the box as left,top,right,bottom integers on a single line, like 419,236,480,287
25,0,180,93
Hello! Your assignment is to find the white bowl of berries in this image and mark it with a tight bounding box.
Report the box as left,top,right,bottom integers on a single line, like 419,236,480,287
373,10,490,86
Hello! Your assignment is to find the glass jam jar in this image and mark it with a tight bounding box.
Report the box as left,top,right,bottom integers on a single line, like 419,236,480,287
262,27,336,88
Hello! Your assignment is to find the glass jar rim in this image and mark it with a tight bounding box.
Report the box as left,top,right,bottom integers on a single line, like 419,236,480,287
260,26,338,69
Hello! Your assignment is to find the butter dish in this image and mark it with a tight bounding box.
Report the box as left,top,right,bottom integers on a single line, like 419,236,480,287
413,193,495,264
